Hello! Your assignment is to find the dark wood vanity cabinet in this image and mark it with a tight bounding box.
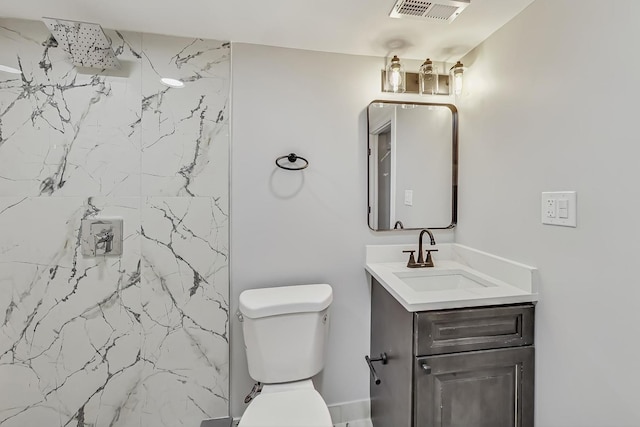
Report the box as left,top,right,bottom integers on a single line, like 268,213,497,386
370,279,535,427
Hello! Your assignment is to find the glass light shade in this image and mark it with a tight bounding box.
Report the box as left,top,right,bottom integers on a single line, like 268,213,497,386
386,55,405,93
450,61,464,96
419,58,439,95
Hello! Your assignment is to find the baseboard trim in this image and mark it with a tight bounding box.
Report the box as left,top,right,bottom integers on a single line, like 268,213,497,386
328,399,371,424
200,417,233,427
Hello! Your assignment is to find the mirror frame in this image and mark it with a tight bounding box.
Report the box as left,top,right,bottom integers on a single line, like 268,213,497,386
367,100,458,231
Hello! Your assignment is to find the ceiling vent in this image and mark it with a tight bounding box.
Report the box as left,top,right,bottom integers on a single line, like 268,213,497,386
389,0,471,22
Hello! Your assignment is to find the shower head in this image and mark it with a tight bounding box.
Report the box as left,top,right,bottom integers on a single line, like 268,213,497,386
42,17,120,69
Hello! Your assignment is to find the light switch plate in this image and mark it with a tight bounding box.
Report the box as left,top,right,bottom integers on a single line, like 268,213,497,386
81,217,123,256
404,190,413,206
541,192,576,227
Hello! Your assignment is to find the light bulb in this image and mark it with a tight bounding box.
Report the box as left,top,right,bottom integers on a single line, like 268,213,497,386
454,73,463,96
390,69,402,90
419,58,439,95
386,55,405,93
450,61,464,96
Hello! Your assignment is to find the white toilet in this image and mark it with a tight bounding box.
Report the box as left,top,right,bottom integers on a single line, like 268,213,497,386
238,283,333,427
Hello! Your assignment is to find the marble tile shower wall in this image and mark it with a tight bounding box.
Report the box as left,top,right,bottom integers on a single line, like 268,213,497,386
0,19,230,426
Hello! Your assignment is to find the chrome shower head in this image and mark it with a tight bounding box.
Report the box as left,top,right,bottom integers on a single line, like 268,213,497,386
42,17,120,69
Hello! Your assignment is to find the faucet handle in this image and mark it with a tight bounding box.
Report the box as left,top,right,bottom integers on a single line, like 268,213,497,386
423,248,438,267
402,250,417,267
424,248,439,258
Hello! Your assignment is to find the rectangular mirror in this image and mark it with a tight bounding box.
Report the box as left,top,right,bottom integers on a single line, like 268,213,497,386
367,100,458,231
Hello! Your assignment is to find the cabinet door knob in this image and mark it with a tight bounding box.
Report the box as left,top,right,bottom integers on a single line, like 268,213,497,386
421,363,432,374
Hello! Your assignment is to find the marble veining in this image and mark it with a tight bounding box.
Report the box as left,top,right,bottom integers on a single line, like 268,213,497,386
141,34,230,197
0,18,230,427
0,24,142,198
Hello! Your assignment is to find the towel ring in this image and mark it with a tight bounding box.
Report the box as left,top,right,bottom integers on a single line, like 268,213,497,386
275,153,309,171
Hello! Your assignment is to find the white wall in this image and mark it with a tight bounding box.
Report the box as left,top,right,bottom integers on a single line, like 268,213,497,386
457,1,640,425
230,44,454,416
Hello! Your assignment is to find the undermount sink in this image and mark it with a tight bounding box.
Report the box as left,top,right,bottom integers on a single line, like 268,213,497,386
393,269,498,292
365,244,538,311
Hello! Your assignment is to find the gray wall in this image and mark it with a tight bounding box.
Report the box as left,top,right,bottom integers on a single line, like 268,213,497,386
230,43,454,416
457,1,640,425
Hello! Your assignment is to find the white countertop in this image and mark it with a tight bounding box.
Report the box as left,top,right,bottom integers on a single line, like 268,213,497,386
365,244,539,312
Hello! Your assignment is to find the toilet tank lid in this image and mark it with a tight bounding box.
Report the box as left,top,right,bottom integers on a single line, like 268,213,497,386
239,284,333,319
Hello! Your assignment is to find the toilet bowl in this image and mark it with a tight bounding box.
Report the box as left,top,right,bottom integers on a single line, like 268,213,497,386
238,380,332,427
238,284,333,427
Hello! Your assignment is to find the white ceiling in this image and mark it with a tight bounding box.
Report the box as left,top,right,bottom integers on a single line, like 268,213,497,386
1,0,535,62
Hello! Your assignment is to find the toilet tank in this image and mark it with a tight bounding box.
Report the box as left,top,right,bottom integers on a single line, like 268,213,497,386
239,284,332,384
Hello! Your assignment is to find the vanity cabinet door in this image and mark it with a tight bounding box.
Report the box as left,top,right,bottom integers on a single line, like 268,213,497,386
370,279,414,427
414,347,534,427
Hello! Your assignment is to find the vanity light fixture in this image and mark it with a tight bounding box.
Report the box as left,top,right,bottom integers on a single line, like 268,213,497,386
449,61,465,96
0,64,22,74
160,77,185,88
386,55,406,93
381,56,465,96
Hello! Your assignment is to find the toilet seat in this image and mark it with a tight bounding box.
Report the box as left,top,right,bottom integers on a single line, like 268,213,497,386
238,382,332,427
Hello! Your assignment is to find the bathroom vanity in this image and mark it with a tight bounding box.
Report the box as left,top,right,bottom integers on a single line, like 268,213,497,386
365,244,538,427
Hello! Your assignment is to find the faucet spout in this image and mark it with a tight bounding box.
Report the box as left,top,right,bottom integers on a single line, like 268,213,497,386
403,229,438,268
417,229,436,264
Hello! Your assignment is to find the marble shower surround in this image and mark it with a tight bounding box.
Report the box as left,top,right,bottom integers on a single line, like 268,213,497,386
0,19,230,426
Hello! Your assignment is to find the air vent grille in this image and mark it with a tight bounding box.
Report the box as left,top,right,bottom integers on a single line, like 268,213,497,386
389,0,470,22
396,0,433,17
427,4,460,20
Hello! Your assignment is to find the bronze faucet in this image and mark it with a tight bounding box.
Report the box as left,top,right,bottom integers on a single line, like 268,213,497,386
403,229,438,268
